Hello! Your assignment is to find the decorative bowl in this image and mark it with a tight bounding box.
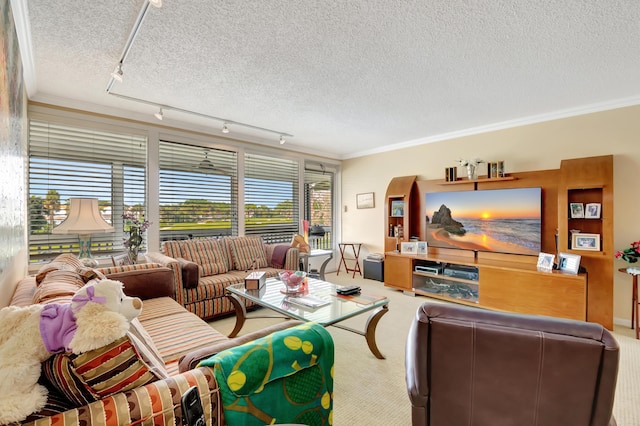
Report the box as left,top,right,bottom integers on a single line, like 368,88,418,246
279,270,307,293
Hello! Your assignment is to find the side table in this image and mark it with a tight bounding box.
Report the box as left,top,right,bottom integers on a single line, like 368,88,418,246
618,267,639,339
299,249,333,281
337,243,363,278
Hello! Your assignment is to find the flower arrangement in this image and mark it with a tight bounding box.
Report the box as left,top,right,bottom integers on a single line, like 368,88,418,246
615,240,640,263
122,212,151,263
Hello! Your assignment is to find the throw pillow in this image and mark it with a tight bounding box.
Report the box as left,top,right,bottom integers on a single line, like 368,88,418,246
228,237,268,271
35,253,84,284
42,334,166,407
33,269,85,304
180,239,229,276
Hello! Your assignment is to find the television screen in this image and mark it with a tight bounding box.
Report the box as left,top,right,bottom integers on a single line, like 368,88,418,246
425,187,542,256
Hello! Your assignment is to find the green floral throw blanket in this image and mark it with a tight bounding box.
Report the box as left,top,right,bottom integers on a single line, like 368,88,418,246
199,323,334,425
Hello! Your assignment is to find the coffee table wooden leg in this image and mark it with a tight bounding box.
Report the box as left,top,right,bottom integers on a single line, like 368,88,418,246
226,293,247,338
365,305,389,359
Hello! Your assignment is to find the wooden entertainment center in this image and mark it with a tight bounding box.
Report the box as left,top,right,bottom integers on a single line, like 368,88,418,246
384,155,614,328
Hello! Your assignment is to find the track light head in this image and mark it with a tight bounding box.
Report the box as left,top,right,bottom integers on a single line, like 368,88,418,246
279,135,286,145
222,123,230,134
111,63,124,82
148,0,162,7
154,107,163,120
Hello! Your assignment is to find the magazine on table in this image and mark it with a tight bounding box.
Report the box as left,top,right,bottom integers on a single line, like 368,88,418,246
286,294,331,309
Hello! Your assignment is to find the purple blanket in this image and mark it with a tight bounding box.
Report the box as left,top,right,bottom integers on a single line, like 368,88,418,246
271,245,290,269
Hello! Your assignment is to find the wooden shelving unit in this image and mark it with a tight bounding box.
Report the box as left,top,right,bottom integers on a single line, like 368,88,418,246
384,176,418,253
383,155,614,328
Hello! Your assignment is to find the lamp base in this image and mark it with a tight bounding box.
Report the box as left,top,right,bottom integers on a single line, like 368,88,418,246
79,257,98,268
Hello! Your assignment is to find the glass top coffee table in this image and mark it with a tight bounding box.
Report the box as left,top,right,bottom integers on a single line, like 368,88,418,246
226,277,389,359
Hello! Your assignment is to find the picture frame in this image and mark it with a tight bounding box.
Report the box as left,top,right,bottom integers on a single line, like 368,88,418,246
111,252,133,266
417,241,428,255
400,242,417,254
356,192,375,209
572,233,600,251
569,202,584,218
585,203,601,219
536,252,555,272
391,200,404,217
558,252,581,274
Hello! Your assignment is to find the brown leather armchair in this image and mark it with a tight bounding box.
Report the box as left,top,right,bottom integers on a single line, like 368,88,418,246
406,302,619,426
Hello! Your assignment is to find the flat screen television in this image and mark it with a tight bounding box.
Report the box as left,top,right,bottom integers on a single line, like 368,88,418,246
425,187,542,256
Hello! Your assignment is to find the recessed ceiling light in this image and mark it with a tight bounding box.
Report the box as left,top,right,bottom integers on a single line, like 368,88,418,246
222,123,230,134
148,0,162,8
154,107,163,120
279,135,286,145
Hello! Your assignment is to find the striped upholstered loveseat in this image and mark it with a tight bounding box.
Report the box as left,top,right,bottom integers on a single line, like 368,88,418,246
146,236,298,320
7,255,307,425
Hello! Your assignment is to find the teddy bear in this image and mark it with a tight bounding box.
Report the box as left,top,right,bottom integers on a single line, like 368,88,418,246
0,279,142,424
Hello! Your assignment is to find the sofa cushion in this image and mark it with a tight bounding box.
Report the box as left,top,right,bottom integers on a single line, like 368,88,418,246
162,240,183,258
181,239,229,276
227,236,268,271
137,297,229,370
42,334,166,407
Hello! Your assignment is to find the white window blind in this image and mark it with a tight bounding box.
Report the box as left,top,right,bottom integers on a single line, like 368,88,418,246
304,165,334,249
244,153,299,242
158,142,238,241
28,119,147,263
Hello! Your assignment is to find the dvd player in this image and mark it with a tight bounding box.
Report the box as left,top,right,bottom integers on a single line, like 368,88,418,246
415,265,440,274
443,265,479,281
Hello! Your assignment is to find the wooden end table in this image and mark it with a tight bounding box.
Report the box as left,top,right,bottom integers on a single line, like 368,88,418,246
619,267,639,339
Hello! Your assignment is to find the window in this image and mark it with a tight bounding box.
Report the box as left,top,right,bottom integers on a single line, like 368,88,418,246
158,142,238,241
304,164,334,249
28,120,146,263
244,153,299,243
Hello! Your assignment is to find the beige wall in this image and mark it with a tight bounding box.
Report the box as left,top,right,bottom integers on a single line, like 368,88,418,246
341,105,640,325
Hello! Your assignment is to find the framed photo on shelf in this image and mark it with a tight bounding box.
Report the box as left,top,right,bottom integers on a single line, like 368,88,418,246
356,192,375,209
111,252,132,266
400,242,417,254
391,200,404,217
572,233,600,251
585,203,601,219
536,252,555,272
558,252,581,274
569,202,584,218
417,241,428,255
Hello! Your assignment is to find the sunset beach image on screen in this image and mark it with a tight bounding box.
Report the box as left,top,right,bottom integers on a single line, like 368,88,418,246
425,187,542,255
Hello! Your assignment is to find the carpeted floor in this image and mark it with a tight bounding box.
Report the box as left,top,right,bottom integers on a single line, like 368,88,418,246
210,271,639,425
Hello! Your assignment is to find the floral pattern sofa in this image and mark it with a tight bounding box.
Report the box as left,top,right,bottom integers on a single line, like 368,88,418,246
146,236,298,320
5,254,331,425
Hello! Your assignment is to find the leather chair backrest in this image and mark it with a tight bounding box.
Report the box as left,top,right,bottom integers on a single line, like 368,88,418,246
406,302,619,426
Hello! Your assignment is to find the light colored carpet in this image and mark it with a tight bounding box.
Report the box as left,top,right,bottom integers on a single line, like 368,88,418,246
210,271,639,425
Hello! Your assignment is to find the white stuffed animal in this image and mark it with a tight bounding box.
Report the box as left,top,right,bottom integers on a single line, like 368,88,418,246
0,279,142,424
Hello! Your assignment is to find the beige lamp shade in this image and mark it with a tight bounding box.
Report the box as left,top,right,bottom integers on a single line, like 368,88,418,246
52,198,114,234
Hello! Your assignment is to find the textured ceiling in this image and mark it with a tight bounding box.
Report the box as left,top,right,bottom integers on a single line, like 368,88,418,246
16,0,640,159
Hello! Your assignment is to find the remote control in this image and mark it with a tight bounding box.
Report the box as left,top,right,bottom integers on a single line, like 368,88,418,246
336,285,361,295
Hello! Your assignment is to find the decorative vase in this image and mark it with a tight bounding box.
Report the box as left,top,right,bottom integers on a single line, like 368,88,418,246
466,164,476,180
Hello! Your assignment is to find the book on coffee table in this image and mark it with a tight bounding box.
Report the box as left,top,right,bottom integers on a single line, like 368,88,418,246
287,295,331,309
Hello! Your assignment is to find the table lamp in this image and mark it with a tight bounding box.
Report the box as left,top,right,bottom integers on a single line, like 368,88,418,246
52,198,114,267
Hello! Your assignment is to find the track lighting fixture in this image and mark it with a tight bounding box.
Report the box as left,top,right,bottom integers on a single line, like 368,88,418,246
279,135,286,145
154,107,163,120
222,123,230,134
110,63,124,82
148,0,162,7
